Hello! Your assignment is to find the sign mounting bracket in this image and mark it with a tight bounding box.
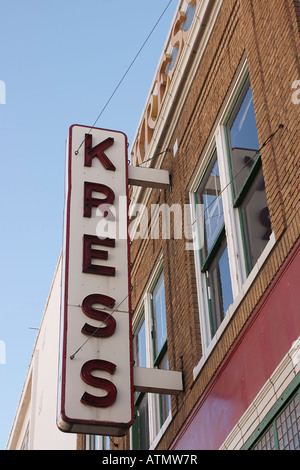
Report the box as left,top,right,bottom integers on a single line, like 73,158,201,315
128,166,170,190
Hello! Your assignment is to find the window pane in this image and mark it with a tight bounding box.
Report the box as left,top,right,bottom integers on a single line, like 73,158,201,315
228,83,260,195
94,436,101,450
240,168,272,271
253,426,276,450
208,242,233,336
198,153,224,259
276,395,300,450
138,395,150,450
159,353,171,424
133,317,147,368
152,274,167,355
253,393,300,450
103,435,110,450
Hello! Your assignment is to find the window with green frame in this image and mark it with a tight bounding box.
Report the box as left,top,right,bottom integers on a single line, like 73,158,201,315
225,77,272,274
195,150,233,338
132,312,150,450
151,272,171,426
243,375,300,450
131,269,170,450
192,69,274,349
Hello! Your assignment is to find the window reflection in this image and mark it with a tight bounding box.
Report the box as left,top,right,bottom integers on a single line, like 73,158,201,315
208,243,233,335
228,85,260,195
132,270,170,450
133,316,147,368
227,80,272,272
196,151,233,338
240,169,272,269
152,275,167,356
198,153,224,259
137,395,150,450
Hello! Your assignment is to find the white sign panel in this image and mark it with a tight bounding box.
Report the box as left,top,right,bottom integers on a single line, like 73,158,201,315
57,125,134,436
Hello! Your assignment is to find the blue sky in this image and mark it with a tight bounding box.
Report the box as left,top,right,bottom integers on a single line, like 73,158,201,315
0,0,179,449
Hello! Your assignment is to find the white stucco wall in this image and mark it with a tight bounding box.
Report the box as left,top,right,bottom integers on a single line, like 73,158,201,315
7,257,77,450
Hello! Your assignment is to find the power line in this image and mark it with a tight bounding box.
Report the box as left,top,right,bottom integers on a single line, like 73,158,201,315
75,0,175,155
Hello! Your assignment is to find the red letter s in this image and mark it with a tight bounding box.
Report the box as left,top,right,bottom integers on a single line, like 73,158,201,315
80,360,117,408
81,294,116,338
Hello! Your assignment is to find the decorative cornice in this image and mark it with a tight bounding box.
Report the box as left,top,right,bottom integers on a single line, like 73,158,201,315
130,0,202,167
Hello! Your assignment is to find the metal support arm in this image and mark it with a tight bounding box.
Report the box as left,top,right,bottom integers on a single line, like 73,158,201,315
128,166,170,190
133,367,183,395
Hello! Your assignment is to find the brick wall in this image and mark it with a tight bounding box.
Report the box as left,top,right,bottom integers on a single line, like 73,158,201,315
119,0,300,450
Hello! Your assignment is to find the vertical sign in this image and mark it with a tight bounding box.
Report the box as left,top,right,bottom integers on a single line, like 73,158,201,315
57,125,134,436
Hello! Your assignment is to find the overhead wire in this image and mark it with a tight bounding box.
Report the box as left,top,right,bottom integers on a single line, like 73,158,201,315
75,0,175,156
70,1,176,359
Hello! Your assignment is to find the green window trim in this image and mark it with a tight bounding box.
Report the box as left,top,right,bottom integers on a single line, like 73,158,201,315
224,74,272,276
233,154,262,208
153,340,168,368
205,271,215,340
131,265,170,450
238,208,251,277
150,269,171,430
224,73,251,202
201,224,226,272
150,268,167,364
194,148,226,274
194,148,220,267
194,148,233,339
132,396,150,450
242,373,300,450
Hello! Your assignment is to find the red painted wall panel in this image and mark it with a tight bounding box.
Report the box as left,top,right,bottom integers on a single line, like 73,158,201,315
172,239,300,450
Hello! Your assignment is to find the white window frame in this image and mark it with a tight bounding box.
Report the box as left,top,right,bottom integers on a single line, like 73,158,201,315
190,59,276,375
215,123,247,296
130,255,171,450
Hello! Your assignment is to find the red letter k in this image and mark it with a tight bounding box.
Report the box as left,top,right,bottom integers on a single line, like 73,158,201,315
84,133,116,171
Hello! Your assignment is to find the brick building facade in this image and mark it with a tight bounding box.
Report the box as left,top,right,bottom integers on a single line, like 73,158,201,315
101,0,300,451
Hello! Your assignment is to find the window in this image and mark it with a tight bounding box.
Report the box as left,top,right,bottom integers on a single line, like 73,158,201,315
195,151,233,338
133,313,147,369
152,273,167,367
151,273,171,427
131,267,170,449
191,69,273,350
133,393,150,450
253,394,300,450
225,79,272,273
243,378,300,450
86,434,110,450
132,312,150,450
